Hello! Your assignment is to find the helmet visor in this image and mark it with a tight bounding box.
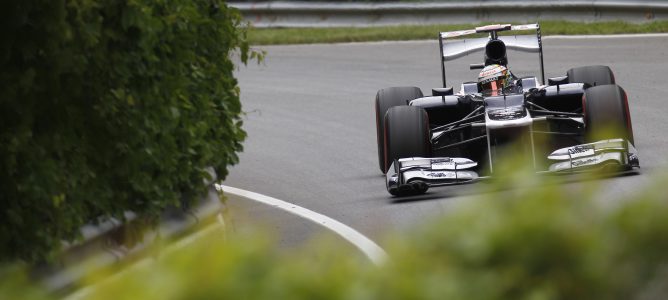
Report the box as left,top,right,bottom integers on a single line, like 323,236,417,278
479,77,508,92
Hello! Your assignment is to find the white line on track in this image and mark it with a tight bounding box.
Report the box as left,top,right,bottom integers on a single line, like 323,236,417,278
66,185,389,299
217,184,389,266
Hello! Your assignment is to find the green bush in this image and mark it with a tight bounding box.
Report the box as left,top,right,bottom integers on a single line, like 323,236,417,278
2,172,668,299
60,174,668,299
0,0,258,262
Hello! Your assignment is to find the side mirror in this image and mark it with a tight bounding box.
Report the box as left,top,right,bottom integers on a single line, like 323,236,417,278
548,76,569,86
432,87,454,96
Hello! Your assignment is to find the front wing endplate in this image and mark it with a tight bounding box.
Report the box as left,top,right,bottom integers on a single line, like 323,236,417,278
386,157,478,196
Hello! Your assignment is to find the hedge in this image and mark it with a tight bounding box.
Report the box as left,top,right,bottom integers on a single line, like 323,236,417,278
0,0,258,262
80,173,668,299
3,170,668,299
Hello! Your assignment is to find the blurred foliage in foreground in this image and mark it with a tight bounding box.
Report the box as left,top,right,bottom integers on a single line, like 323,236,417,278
0,0,260,262
248,20,668,45
3,169,668,299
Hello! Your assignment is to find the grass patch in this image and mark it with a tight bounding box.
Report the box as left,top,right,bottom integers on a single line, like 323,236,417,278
248,20,668,45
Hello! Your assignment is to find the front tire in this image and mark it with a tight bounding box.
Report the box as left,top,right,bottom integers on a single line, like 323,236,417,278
583,84,634,144
375,87,424,173
383,106,431,173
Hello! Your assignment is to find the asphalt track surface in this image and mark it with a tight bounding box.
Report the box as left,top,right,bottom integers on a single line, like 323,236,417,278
224,35,668,246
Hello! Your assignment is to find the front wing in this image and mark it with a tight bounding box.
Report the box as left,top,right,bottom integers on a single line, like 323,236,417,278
386,139,639,196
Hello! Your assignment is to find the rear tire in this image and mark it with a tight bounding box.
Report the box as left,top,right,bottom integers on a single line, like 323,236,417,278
567,65,615,88
583,84,634,144
375,87,423,173
383,106,431,173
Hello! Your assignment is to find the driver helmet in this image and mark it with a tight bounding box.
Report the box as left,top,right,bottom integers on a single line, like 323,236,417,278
478,64,512,93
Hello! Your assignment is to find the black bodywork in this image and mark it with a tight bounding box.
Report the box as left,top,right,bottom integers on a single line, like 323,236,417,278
417,81,588,174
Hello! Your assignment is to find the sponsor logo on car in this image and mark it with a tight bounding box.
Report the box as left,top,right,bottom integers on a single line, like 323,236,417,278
568,145,596,158
572,157,599,167
426,172,456,178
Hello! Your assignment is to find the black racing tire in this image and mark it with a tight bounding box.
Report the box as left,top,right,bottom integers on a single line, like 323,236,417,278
375,87,424,173
567,65,615,88
383,106,431,173
583,84,634,144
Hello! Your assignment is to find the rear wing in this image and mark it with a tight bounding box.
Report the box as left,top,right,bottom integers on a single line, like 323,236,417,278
438,23,545,87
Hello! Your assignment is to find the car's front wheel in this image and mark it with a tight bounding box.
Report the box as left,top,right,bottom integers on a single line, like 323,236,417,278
375,87,424,173
583,84,634,144
383,106,431,174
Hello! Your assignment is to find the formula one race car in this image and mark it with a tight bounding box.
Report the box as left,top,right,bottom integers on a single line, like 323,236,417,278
374,23,639,196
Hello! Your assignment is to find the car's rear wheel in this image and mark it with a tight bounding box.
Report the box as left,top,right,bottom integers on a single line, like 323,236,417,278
583,84,634,144
567,65,615,88
375,87,424,173
383,106,431,174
